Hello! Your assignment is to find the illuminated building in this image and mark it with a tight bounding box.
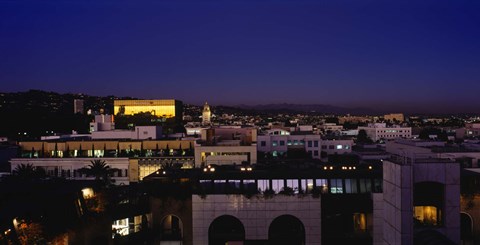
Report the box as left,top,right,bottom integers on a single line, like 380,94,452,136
12,139,196,183
383,113,405,122
114,99,183,121
202,102,211,125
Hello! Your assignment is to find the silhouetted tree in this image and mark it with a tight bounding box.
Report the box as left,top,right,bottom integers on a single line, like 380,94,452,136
12,163,46,180
356,129,373,144
79,160,119,186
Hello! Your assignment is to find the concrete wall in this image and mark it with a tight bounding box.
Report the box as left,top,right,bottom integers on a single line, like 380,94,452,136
383,160,413,245
372,193,384,245
192,195,321,245
382,159,460,245
413,162,460,243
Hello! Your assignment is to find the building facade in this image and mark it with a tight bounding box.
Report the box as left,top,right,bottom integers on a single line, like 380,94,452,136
257,129,353,159
113,99,183,121
358,123,412,142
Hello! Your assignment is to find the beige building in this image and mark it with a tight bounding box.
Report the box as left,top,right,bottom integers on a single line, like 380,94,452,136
195,127,257,166
113,99,183,121
383,113,405,122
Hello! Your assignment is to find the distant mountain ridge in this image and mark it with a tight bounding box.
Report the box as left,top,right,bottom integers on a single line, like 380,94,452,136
235,103,376,115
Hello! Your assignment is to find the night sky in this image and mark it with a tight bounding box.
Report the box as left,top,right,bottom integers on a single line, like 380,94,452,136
1,0,480,113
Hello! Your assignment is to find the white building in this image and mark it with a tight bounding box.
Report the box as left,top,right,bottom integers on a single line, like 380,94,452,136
91,126,163,140
90,114,115,132
318,123,343,133
358,123,411,142
258,129,323,159
257,129,353,159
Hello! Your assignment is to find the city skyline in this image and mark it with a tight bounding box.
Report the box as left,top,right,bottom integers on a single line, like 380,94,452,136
1,0,480,112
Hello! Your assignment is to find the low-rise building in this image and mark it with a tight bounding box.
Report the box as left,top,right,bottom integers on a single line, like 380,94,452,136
383,113,405,122
358,123,412,142
10,157,130,185
258,129,353,159
195,127,257,166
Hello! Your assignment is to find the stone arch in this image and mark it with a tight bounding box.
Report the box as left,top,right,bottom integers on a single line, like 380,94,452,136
208,215,245,245
160,214,183,241
269,214,306,245
461,212,474,240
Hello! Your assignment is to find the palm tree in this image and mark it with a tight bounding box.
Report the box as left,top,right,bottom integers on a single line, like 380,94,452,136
12,163,46,180
79,160,119,186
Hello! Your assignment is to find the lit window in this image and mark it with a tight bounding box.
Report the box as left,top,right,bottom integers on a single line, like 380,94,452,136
272,141,278,146
330,179,343,194
112,218,129,237
345,179,358,194
301,179,314,193
414,206,442,226
272,179,284,193
353,213,367,232
315,179,328,193
336,145,343,150
286,179,299,193
258,179,270,192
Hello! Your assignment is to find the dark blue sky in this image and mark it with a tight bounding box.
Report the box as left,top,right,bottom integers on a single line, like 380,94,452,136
1,0,480,112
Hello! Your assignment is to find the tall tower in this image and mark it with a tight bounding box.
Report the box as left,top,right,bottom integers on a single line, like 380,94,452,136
74,99,84,114
202,102,211,125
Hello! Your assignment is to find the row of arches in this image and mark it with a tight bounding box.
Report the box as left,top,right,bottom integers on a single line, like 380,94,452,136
208,214,305,245
159,214,306,245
